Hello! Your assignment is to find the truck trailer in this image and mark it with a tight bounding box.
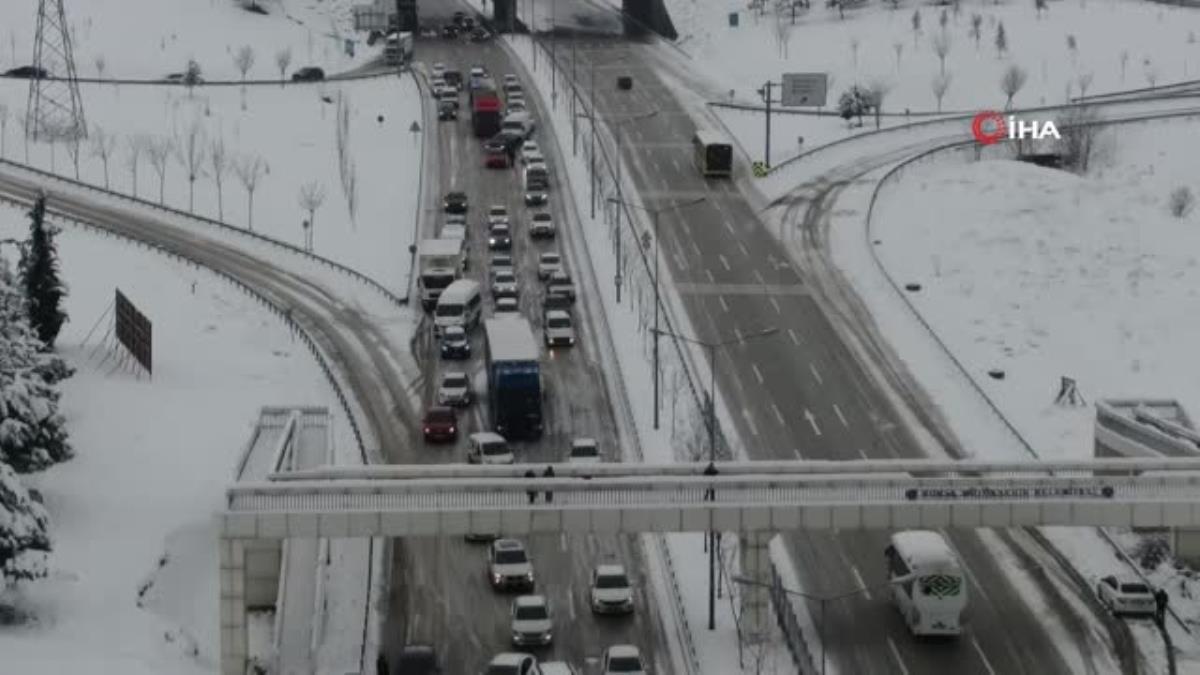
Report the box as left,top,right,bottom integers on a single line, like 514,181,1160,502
417,238,465,309
484,318,543,439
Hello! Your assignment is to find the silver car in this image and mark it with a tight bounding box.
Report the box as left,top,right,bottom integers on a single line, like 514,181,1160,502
511,594,553,647
436,371,471,407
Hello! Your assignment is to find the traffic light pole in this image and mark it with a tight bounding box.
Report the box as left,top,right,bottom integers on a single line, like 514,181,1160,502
759,80,776,168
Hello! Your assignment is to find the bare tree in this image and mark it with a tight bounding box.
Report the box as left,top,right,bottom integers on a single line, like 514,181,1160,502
932,30,952,76
1000,64,1027,108
125,135,144,198
1055,105,1099,173
931,71,952,112
0,103,8,159
1119,49,1130,83
939,8,948,30
850,36,860,67
94,54,106,80
234,45,255,109
344,161,358,225
1144,62,1159,89
1034,0,1047,18
893,41,904,69
145,136,175,205
298,181,326,250
1076,71,1094,99
866,78,891,129
1066,34,1078,65
62,127,83,179
772,9,794,58
234,45,256,81
911,9,922,46
275,47,292,84
234,155,268,230
176,121,206,212
970,14,983,51
1169,186,1195,218
90,126,118,188
995,21,1008,57
209,136,229,221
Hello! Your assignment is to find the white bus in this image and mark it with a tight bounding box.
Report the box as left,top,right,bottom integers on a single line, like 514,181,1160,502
885,530,967,636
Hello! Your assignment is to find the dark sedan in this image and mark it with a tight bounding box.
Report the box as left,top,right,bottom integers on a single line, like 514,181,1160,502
443,191,469,214
291,66,325,82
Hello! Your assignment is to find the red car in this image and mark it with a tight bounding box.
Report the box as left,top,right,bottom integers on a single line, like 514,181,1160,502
484,149,510,168
422,406,458,443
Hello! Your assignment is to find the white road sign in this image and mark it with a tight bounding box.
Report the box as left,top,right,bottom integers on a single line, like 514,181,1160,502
781,73,827,107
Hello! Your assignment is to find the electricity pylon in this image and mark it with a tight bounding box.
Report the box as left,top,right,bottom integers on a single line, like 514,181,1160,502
26,0,87,143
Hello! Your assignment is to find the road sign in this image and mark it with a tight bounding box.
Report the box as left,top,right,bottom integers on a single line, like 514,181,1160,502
751,161,768,177
409,120,421,133
780,73,827,107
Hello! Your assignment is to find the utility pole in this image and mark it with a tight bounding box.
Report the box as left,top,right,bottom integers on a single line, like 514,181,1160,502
758,80,776,168
550,0,556,108
571,39,578,156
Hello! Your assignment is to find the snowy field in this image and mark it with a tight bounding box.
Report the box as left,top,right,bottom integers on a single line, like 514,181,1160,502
2,0,381,81
871,118,1200,460
0,74,422,293
0,206,344,673
658,0,1200,161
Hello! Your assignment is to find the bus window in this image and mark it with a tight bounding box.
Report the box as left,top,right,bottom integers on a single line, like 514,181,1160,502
692,131,733,178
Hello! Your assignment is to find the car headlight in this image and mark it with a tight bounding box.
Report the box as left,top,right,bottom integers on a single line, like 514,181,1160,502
525,571,534,580
492,573,503,582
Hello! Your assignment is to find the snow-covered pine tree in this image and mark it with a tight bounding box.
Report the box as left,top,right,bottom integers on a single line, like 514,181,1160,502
0,258,72,472
0,459,51,590
20,196,68,349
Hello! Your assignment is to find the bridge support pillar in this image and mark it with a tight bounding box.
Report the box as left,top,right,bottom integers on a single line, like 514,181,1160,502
219,537,248,675
493,0,516,32
739,532,772,642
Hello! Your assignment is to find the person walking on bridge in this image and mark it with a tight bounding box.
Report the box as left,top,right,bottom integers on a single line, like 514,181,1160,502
525,469,537,504
543,465,556,502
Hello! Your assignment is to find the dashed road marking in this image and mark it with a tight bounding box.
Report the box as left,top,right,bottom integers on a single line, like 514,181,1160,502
833,403,848,427
971,637,999,675
742,407,759,436
751,363,764,384
887,638,911,675
737,241,750,256
718,295,730,312
769,297,781,314
803,408,821,436
851,565,871,600
788,328,801,345
771,402,785,425
753,269,765,283
809,362,824,385
718,254,731,271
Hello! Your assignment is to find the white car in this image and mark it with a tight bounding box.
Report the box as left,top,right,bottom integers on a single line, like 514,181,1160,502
543,310,575,347
432,62,447,77
511,594,553,647
539,664,579,675
468,431,513,465
470,66,486,78
488,538,535,591
506,100,528,115
1097,576,1156,617
529,212,555,239
568,438,601,464
484,652,541,675
520,141,541,162
601,645,645,674
436,371,471,407
493,269,519,299
495,296,520,316
491,253,514,275
590,564,634,614
503,73,520,86
537,252,562,280
488,204,510,226
522,150,545,166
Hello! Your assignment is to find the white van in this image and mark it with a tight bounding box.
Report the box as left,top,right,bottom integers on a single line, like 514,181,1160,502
885,530,967,636
434,279,482,335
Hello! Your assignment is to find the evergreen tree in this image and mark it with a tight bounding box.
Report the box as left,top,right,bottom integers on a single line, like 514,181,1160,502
0,460,51,589
838,85,874,126
21,196,68,348
0,259,72,472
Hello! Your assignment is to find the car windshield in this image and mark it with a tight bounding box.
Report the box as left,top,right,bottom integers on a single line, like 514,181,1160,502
515,604,548,620
426,409,453,422
485,666,519,675
548,317,571,329
483,442,508,455
596,573,628,589
541,254,560,264
608,656,643,671
573,444,598,457
442,374,467,388
491,225,510,235
496,272,515,283
495,549,527,564
490,207,507,216
493,257,512,267
1122,583,1151,594
533,213,551,222
497,300,518,311
435,303,462,317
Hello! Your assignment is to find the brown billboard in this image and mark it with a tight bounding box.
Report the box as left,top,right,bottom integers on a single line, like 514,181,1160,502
115,289,152,375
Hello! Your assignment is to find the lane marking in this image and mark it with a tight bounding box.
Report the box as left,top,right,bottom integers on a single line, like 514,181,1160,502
803,408,821,436
723,220,735,235
809,362,824,385
704,268,715,283
833,403,848,427
751,363,764,385
771,402,785,425
769,297,781,314
793,447,802,458
718,295,730,312
857,448,868,459
887,637,911,675
733,326,743,342
850,565,871,600
671,157,681,172
752,269,765,283
788,328,800,345
971,636,999,675
742,407,759,437
689,238,702,256
718,254,731,271
737,241,750,257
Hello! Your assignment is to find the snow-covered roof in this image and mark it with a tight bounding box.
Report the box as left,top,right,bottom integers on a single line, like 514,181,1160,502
890,530,958,570
485,317,539,362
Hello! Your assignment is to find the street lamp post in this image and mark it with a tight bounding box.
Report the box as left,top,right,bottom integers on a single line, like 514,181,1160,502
653,326,779,631
608,195,707,430
733,575,894,675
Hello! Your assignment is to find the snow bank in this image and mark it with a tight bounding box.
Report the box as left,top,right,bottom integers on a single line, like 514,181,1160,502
0,206,344,673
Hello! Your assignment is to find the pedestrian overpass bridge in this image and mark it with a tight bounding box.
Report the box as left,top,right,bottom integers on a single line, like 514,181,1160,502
219,457,1200,673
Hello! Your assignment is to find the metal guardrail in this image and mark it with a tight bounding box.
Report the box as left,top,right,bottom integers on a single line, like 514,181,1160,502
769,563,817,674
0,69,394,87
